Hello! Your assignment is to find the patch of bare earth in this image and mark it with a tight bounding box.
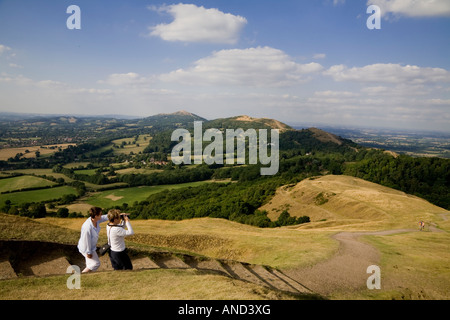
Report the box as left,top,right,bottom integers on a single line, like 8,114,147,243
284,229,415,296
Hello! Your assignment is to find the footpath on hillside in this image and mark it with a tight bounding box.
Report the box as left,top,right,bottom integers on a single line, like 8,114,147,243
285,225,445,297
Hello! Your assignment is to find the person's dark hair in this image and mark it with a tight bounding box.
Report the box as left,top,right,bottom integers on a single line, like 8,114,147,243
89,207,103,219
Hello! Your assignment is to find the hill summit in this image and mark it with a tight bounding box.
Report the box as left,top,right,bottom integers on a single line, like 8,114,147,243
308,127,344,145
203,114,292,131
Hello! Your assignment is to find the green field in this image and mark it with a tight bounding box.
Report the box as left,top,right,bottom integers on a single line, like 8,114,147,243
0,175,56,193
0,186,78,205
3,168,128,190
83,134,152,157
73,168,98,175
4,169,75,183
85,181,215,207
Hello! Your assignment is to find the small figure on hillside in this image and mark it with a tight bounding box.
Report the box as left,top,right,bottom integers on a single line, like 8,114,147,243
107,209,134,270
77,207,108,273
419,220,425,231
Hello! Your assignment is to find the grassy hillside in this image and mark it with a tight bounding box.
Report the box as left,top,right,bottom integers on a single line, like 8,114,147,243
0,213,323,300
85,180,219,208
41,216,337,270
1,112,449,300
0,186,77,206
0,268,298,300
0,175,56,193
1,169,450,300
204,115,292,131
260,175,449,231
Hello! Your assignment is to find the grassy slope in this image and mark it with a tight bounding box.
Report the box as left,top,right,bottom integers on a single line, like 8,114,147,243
85,181,216,208
0,175,56,193
40,216,337,270
0,268,297,300
359,232,450,300
0,186,77,206
0,214,301,300
261,175,449,231
259,175,450,299
1,174,449,300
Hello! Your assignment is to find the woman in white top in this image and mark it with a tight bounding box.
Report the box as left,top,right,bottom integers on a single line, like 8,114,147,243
106,209,134,270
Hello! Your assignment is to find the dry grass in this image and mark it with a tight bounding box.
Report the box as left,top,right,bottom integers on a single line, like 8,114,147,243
0,268,297,300
261,175,448,232
340,231,450,300
0,214,80,244
41,216,338,270
0,144,75,161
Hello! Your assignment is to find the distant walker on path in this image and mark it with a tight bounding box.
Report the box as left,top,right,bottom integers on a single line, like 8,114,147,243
419,220,425,231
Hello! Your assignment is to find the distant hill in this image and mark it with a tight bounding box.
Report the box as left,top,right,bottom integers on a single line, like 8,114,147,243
308,128,344,145
0,110,360,156
279,127,358,153
137,110,206,128
204,115,292,131
259,175,449,230
0,112,138,121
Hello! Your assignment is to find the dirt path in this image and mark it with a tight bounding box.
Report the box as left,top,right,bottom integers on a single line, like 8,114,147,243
285,229,416,296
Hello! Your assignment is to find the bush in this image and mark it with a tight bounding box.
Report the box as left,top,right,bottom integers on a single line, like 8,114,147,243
56,207,69,218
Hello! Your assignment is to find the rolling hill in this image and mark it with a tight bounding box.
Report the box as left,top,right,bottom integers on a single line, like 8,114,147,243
1,111,450,300
260,175,449,231
204,115,292,131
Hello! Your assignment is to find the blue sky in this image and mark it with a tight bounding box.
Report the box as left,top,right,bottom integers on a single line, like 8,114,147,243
0,0,449,132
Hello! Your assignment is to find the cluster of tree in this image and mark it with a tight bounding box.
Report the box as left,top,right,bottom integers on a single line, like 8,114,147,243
279,129,358,154
123,178,308,228
1,199,84,219
117,165,215,186
1,200,47,218
344,152,450,209
52,164,112,185
50,207,83,218
143,130,176,154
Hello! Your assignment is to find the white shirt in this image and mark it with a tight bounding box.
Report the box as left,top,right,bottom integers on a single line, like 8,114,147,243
107,220,134,252
77,215,108,255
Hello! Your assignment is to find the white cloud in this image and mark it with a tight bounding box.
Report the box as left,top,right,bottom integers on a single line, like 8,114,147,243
0,73,33,86
98,72,149,86
148,4,247,44
314,90,358,98
0,44,11,54
333,0,346,6
74,88,113,95
160,46,323,87
35,80,66,89
313,53,326,59
428,98,450,105
367,0,450,17
0,44,12,55
0,44,16,60
324,63,450,84
360,84,430,96
8,63,23,69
